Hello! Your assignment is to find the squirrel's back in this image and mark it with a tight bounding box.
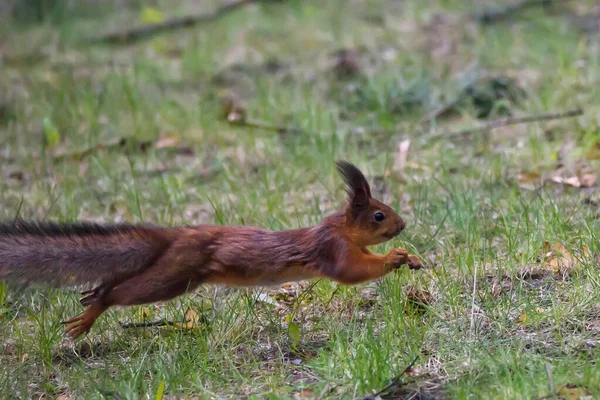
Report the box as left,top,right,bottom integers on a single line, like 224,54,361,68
0,220,176,287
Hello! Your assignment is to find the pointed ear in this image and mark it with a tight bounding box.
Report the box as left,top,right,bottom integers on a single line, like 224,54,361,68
336,160,372,209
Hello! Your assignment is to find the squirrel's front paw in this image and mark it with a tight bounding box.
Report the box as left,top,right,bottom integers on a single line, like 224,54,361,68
407,255,423,270
385,248,409,269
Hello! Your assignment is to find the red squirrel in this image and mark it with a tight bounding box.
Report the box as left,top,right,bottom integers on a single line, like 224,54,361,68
0,161,422,339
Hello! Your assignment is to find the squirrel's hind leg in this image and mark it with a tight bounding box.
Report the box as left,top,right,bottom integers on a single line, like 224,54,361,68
64,239,208,339
64,300,108,340
64,273,201,340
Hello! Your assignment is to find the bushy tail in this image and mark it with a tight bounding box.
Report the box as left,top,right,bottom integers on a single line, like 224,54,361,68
0,221,175,288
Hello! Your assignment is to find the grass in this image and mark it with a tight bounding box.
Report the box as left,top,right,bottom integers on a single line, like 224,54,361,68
1,0,600,398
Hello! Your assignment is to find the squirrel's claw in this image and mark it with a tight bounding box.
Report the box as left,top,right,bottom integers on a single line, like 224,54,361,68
407,255,423,270
63,313,93,339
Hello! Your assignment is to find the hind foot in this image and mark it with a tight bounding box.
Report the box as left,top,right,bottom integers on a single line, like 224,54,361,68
63,303,107,340
64,313,93,340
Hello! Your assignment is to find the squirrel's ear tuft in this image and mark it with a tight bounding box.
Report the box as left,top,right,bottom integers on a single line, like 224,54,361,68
336,160,372,209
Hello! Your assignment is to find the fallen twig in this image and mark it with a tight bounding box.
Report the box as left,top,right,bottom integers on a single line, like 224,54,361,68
51,138,130,161
438,108,583,140
354,355,419,400
87,0,261,45
221,96,305,137
120,319,183,328
473,0,570,24
49,137,154,162
235,120,305,137
50,136,196,163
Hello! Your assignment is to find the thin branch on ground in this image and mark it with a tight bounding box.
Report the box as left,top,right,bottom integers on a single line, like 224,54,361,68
473,0,571,24
50,138,146,162
232,119,305,137
120,320,183,328
354,355,420,400
222,96,305,137
87,0,262,45
4,0,261,66
436,108,583,140
50,137,195,163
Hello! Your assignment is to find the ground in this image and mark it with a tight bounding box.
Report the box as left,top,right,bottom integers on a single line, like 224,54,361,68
1,0,600,399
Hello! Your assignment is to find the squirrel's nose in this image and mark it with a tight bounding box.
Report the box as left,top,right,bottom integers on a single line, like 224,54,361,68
398,218,406,232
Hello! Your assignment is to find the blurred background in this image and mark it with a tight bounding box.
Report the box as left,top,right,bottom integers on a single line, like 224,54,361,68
1,1,599,398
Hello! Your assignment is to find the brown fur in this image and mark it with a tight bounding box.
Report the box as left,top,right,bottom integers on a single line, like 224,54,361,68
0,161,421,339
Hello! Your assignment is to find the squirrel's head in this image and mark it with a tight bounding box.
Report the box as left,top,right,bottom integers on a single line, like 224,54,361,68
336,160,406,246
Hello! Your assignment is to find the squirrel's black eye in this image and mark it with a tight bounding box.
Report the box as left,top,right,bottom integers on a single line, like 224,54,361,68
374,212,385,222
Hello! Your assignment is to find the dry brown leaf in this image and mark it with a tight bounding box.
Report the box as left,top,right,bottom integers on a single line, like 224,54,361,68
551,172,596,188
518,310,527,323
542,240,551,253
584,142,600,160
404,365,422,377
137,306,151,320
227,110,246,124
542,242,575,273
581,246,590,258
155,135,181,149
175,310,200,329
517,172,542,190
406,285,431,308
565,176,581,187
184,309,200,328
491,278,503,297
393,139,411,173
220,96,247,125
556,383,591,400
294,388,314,400
551,175,581,187
580,174,596,188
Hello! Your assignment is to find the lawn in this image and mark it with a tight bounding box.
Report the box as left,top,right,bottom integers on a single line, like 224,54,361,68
1,0,599,398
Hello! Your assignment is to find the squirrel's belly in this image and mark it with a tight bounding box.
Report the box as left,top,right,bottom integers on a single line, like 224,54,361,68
204,264,321,287
252,274,314,287
252,264,321,286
